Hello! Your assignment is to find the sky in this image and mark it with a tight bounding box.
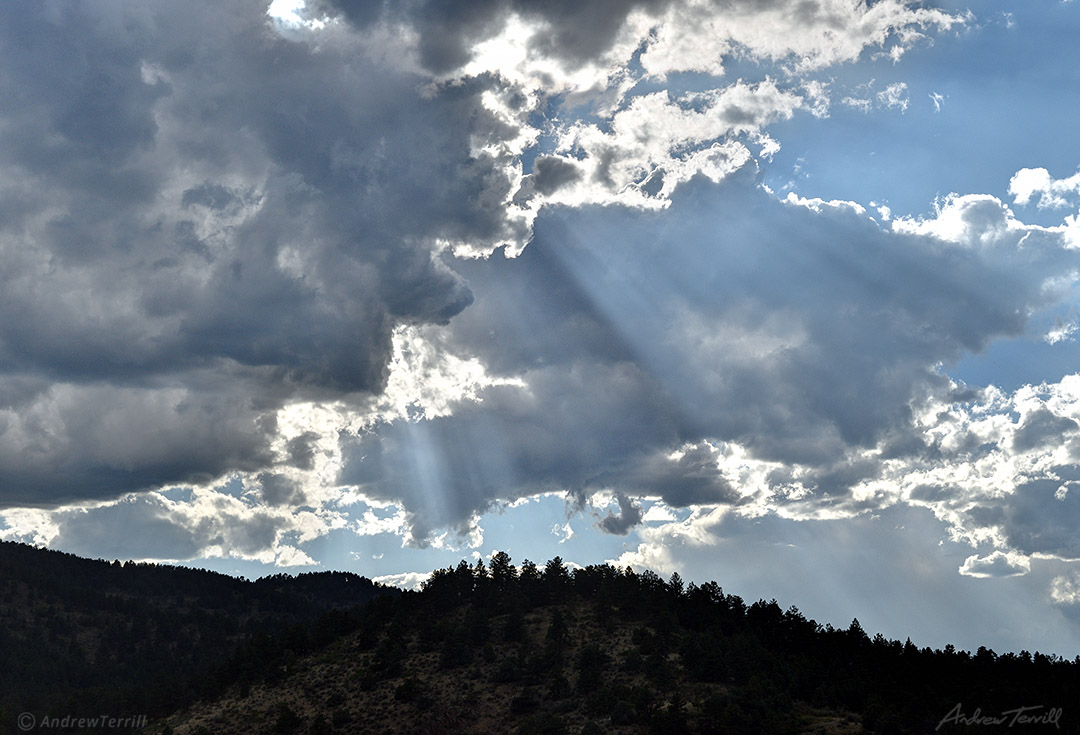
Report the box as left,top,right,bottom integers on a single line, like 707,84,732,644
2,0,1080,656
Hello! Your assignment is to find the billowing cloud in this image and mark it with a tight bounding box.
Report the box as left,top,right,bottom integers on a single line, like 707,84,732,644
319,0,964,80
0,0,968,516
372,570,429,591
8,485,333,566
1009,167,1080,210
1050,573,1080,605
329,167,1080,547
0,0,523,508
959,551,1031,578
10,0,1078,593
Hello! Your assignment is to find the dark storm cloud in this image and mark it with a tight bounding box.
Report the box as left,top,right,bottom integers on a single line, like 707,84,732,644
340,361,684,541
531,157,584,196
0,382,275,507
598,493,644,535
52,497,203,562
3,0,1074,569
997,477,1080,560
1012,408,1079,452
284,432,322,471
341,169,1077,537
0,0,525,507
622,444,742,508
321,0,675,73
258,472,308,507
181,183,243,211
523,177,1058,465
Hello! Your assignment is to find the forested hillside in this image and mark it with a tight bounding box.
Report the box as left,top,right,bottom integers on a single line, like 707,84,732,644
0,541,393,732
2,543,1075,734
157,555,1079,735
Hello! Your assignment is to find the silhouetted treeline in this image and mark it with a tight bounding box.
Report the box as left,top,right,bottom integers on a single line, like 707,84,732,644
338,554,1080,734
0,542,394,734
4,542,1077,735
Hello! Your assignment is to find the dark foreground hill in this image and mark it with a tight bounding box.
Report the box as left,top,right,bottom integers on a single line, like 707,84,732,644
2,545,1077,734
0,541,394,733
156,556,1077,735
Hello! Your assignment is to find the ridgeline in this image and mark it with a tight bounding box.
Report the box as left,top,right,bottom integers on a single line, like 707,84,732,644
1,544,1076,734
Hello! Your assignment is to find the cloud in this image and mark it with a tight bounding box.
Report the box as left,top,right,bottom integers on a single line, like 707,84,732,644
876,82,910,112
639,0,964,77
609,505,727,576
552,521,575,543
4,486,330,567
322,0,674,76
842,80,911,114
1009,167,1080,209
642,502,677,523
310,0,966,224
547,81,803,206
371,570,430,591
1011,408,1079,452
327,164,1080,544
319,0,964,81
1045,320,1079,345
841,96,874,113
0,0,527,509
608,505,1080,654
891,192,1021,246
959,551,1031,578
1050,573,1080,605
827,375,1080,571
11,148,1080,565
0,382,273,506
531,157,585,196
0,0,1007,568
598,493,644,535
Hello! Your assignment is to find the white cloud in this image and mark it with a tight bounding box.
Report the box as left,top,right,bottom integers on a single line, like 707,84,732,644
372,570,430,590
642,503,677,523
841,96,874,113
1,484,336,566
802,79,831,118
267,0,330,31
640,0,965,78
608,506,728,575
840,80,912,115
0,508,62,549
376,325,526,423
959,551,1031,578
548,80,802,207
1009,167,1080,209
386,0,968,238
877,82,909,112
890,193,1024,246
1045,320,1079,345
1050,573,1080,604
355,504,410,538
552,521,574,543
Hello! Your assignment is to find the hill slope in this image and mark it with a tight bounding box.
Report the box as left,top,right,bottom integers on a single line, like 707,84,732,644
156,556,1080,735
0,541,394,732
